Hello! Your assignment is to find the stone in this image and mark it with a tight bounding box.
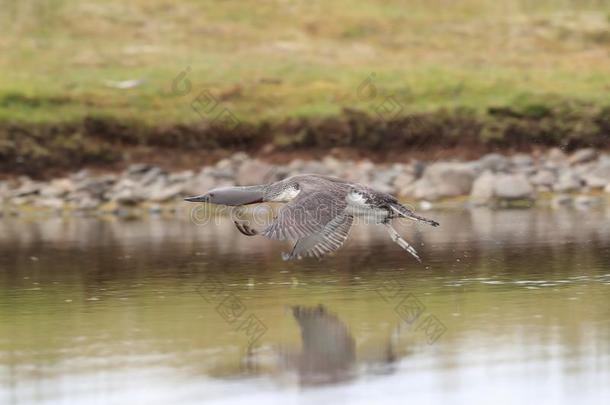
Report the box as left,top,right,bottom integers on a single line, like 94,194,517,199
530,170,556,188
0,181,9,200
230,152,250,164
74,174,117,198
511,153,534,167
137,166,165,186
494,173,534,200
479,153,509,172
106,178,144,205
574,195,600,208
547,147,567,164
74,196,102,211
40,178,74,198
582,161,610,188
236,159,274,185
393,173,416,196
37,197,65,210
553,171,582,193
127,163,153,176
568,148,597,165
372,168,399,188
168,170,195,184
551,194,573,208
414,162,476,200
470,171,496,205
147,182,183,202
183,172,216,196
370,181,394,194
11,178,42,198
322,156,343,173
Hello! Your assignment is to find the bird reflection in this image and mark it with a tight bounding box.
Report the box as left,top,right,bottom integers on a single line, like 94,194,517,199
282,305,357,385
239,304,410,386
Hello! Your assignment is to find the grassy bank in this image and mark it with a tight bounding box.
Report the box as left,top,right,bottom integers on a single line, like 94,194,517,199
1,0,610,175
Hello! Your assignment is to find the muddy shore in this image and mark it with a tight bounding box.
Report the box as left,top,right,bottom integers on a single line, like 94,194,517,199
3,104,610,178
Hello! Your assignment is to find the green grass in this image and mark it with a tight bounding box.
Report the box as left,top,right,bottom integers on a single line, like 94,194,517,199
1,0,610,126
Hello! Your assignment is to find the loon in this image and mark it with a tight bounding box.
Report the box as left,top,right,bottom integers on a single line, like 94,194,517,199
185,174,439,261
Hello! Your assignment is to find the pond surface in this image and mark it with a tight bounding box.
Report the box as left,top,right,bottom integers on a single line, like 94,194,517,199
1,208,609,404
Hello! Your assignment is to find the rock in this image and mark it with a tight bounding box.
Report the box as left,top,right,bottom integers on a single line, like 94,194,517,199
11,178,43,198
574,195,600,208
547,148,567,165
74,196,102,211
568,148,597,165
236,159,274,185
0,181,9,200
230,152,250,164
147,182,183,202
582,161,610,188
414,162,476,200
530,170,556,188
470,171,496,205
212,159,236,179
168,170,195,184
106,178,144,205
372,168,399,188
479,153,509,172
551,194,572,208
74,174,117,198
511,153,534,167
553,171,582,192
494,173,534,200
37,197,65,210
137,166,165,186
393,173,416,196
183,172,216,196
322,156,343,173
126,163,153,176
40,178,74,198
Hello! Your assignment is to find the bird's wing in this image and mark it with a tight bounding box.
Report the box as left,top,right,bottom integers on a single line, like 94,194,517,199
262,188,347,241
283,213,353,260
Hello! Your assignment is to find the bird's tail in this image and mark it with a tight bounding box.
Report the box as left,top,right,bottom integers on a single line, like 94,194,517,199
390,204,440,227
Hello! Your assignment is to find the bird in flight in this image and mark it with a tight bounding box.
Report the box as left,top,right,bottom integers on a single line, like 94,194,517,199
185,174,439,261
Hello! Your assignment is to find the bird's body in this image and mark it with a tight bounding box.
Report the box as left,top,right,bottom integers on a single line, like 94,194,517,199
185,174,439,261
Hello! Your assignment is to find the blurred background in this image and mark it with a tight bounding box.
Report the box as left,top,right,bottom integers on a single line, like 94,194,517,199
1,1,610,405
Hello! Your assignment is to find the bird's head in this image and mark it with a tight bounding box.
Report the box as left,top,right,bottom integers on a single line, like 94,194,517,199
184,185,266,206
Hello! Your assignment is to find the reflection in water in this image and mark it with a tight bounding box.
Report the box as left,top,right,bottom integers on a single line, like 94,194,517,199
282,305,357,385
0,207,609,404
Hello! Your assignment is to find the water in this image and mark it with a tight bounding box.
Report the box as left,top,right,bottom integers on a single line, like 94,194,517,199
0,208,609,404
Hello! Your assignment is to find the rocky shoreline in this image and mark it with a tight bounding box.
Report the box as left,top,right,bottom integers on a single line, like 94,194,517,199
2,148,610,217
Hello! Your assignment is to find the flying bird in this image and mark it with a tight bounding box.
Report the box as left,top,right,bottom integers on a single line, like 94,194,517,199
184,174,439,261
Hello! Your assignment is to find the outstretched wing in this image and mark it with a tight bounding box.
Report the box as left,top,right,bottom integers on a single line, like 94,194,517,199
283,213,353,260
263,190,347,241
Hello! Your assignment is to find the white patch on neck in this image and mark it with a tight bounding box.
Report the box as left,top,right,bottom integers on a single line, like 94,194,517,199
346,190,367,207
273,186,301,202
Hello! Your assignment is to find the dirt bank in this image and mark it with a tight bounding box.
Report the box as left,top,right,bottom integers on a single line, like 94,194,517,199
2,103,610,179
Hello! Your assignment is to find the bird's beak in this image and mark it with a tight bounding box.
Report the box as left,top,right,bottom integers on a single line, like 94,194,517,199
184,185,265,206
184,194,210,203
